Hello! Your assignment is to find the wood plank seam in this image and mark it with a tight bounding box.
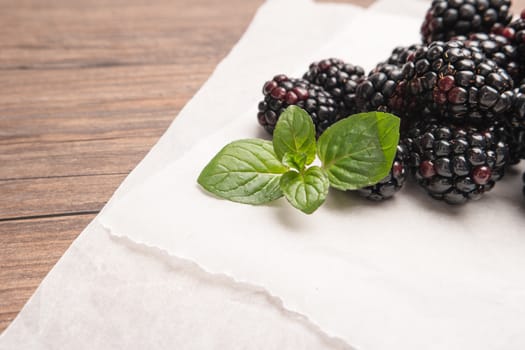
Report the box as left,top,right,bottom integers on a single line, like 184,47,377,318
0,172,129,182
0,211,100,223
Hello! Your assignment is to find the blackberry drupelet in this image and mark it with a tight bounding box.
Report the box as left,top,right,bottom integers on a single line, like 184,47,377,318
257,74,339,137
402,40,514,126
421,0,512,44
408,122,509,204
357,142,409,201
303,58,365,118
455,32,520,81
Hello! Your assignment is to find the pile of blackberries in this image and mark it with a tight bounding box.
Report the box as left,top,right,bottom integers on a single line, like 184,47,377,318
257,0,525,204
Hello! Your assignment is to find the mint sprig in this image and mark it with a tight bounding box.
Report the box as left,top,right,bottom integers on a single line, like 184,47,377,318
198,106,400,214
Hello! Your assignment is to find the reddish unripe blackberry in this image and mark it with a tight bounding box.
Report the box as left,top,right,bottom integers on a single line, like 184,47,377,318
303,58,365,118
357,142,409,201
408,122,508,204
402,40,514,126
454,32,521,81
421,0,512,44
257,75,339,137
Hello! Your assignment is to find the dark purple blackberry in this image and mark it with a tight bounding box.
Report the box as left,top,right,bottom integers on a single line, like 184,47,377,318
303,58,365,118
495,12,525,54
384,44,424,67
512,78,525,131
357,142,408,201
493,78,525,163
421,0,512,44
408,122,509,204
356,63,426,135
493,12,525,82
356,64,409,115
402,40,514,126
492,121,525,165
454,32,520,81
257,75,339,137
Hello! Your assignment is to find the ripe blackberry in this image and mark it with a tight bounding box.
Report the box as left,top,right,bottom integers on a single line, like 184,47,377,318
257,75,339,137
357,142,408,201
356,63,427,134
493,79,525,163
493,12,525,82
402,40,514,126
421,0,512,44
454,32,520,81
384,44,424,67
408,122,509,204
512,78,525,131
303,58,365,118
492,121,525,165
356,64,409,115
494,11,525,52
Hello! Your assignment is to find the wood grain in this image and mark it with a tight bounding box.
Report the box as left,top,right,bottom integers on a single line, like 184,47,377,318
2,0,525,336
0,0,268,333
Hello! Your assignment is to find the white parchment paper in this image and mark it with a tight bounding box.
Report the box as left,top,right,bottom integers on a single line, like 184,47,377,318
99,4,525,350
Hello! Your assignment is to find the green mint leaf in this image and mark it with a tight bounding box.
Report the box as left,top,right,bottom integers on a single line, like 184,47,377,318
273,106,317,166
282,152,307,172
279,166,329,214
198,139,287,204
317,111,400,190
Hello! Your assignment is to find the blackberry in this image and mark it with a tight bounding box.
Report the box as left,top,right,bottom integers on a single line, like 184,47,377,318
421,0,512,44
493,12,525,82
257,75,339,136
303,58,365,118
493,78,525,163
357,142,408,201
384,44,424,67
492,121,525,165
356,63,427,135
512,78,525,130
408,122,509,204
454,32,520,81
356,64,409,116
402,40,514,126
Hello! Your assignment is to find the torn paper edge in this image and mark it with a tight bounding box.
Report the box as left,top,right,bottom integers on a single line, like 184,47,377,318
101,220,357,350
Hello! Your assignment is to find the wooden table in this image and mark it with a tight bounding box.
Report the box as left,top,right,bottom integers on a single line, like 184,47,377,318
0,0,522,334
